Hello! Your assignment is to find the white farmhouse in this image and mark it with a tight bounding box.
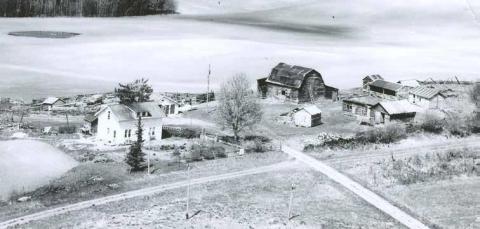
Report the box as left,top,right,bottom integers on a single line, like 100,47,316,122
408,87,446,109
94,102,165,144
292,105,322,127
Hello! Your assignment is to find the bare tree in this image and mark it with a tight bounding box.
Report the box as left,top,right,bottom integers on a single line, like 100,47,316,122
216,74,263,141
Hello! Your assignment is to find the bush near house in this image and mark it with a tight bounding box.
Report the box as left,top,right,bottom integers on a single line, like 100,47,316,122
185,142,228,162
58,126,77,134
420,116,444,134
244,139,269,153
162,127,200,139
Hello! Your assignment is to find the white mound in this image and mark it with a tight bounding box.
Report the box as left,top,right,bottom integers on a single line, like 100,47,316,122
0,140,78,201
11,132,28,139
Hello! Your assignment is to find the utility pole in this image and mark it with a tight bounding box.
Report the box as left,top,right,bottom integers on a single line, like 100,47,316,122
287,184,296,220
65,113,70,128
185,163,191,219
147,149,151,175
206,64,211,108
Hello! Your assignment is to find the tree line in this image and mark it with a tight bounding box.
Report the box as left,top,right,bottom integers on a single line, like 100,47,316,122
0,0,176,17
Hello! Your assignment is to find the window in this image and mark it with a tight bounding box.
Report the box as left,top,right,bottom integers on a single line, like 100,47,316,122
113,130,116,138
107,111,111,120
152,127,155,136
128,129,131,137
170,104,175,114
125,129,128,138
281,90,286,95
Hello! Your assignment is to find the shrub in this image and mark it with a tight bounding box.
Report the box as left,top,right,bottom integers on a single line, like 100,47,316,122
162,127,200,139
381,150,480,185
58,126,77,134
467,112,480,133
446,117,469,137
244,135,271,143
244,139,268,153
187,143,227,161
186,148,202,162
356,124,407,144
420,115,444,134
210,146,227,158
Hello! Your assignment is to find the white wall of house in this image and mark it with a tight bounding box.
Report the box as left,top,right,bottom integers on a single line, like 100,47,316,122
159,101,178,116
96,107,162,145
293,110,312,127
408,94,445,109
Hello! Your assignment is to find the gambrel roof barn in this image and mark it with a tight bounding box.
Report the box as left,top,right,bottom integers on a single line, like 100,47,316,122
258,63,338,103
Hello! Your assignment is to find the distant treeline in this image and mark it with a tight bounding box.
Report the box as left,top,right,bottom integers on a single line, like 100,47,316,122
0,0,176,17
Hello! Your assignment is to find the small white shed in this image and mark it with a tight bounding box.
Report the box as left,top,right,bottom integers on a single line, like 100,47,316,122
293,105,322,127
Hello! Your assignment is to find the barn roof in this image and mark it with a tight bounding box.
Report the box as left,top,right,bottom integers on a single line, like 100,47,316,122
265,63,317,89
375,100,422,115
369,80,403,91
343,96,382,106
409,86,445,99
363,74,384,81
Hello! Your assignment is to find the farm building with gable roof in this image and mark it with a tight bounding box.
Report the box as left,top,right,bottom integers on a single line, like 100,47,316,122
257,63,338,103
408,86,446,109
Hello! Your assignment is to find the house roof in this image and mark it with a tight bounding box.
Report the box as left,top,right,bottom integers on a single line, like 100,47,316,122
298,105,322,115
363,74,384,82
42,97,61,105
95,102,165,122
265,63,316,89
343,96,382,106
409,86,444,99
375,100,422,115
84,114,97,123
369,80,403,91
150,93,178,105
127,102,165,117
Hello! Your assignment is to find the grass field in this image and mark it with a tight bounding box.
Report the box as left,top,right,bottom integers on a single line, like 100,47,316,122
19,167,402,228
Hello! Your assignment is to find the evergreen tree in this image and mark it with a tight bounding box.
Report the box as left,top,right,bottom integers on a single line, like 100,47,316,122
115,78,153,105
125,116,147,172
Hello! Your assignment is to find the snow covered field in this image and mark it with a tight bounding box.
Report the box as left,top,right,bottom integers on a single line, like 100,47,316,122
1,0,480,100
0,140,78,201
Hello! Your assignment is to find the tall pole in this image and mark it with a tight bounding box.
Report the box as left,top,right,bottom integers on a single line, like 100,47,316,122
147,149,151,175
185,163,191,219
206,64,211,107
287,184,295,220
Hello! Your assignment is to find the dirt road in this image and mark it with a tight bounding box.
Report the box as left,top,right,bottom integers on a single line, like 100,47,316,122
281,145,430,229
0,161,295,229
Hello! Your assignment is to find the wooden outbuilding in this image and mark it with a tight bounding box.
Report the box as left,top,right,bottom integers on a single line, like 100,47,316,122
258,63,338,103
292,105,322,127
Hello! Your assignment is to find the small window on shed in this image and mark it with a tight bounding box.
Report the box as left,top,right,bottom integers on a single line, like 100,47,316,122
281,90,286,95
